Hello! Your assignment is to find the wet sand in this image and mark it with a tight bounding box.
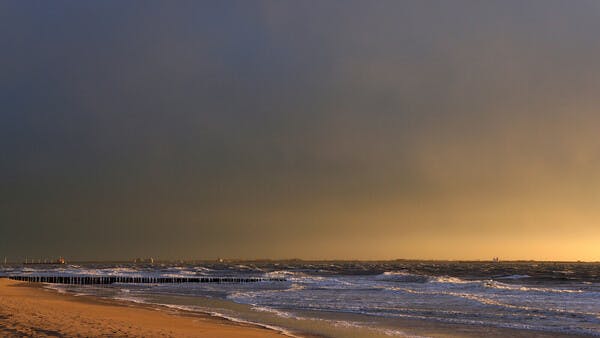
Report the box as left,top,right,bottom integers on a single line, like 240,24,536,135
0,278,286,337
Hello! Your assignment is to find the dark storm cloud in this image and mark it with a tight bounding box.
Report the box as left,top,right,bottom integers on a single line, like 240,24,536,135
2,1,600,260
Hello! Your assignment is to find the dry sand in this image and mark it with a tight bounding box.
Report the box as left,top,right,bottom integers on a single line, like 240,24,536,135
0,278,286,337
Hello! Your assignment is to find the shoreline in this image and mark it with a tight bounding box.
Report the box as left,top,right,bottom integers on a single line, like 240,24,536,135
0,278,288,337
0,277,591,338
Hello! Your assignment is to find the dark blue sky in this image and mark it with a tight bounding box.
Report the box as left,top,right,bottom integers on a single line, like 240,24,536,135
2,1,600,261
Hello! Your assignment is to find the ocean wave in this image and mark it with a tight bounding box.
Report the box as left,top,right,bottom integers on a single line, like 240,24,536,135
112,296,148,304
160,304,300,337
227,282,303,303
324,318,419,337
12,266,218,279
376,271,430,283
482,280,584,293
43,284,68,294
262,271,337,286
495,274,531,280
263,270,303,279
384,285,598,318
252,308,427,337
431,276,475,284
252,306,295,318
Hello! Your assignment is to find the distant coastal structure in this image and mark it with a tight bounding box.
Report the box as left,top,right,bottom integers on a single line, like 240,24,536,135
133,257,154,264
492,257,500,262
23,256,66,265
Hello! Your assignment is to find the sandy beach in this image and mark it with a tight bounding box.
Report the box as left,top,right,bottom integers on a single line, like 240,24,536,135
0,278,286,337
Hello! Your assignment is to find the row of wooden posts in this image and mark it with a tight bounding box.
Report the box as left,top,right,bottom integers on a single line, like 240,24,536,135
8,275,286,285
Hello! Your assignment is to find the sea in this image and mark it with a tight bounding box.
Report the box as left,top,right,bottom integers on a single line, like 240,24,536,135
1,261,599,337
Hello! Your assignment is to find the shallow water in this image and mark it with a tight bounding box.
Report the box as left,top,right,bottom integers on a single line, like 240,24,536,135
2,261,599,337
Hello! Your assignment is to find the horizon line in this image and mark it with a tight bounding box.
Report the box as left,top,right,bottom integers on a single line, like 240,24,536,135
3,258,599,264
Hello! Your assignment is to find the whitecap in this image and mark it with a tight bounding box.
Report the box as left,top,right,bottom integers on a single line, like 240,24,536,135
376,271,430,283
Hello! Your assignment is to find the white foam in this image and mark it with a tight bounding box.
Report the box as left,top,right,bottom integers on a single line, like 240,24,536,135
159,304,300,337
251,306,294,318
432,276,474,284
376,271,430,283
483,280,584,293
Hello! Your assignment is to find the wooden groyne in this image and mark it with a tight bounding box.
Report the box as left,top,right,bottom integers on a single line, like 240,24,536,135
8,276,286,285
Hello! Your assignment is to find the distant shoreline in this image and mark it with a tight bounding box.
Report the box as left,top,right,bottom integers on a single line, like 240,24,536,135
2,259,599,265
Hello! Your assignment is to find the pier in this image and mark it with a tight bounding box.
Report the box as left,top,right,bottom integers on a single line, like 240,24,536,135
8,275,286,285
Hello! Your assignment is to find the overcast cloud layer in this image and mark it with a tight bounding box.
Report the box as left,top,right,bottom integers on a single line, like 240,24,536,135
2,1,600,261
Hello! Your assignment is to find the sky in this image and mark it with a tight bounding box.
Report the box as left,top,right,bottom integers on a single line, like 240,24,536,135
1,1,600,261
